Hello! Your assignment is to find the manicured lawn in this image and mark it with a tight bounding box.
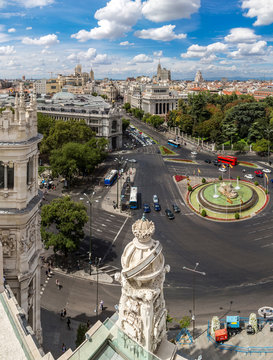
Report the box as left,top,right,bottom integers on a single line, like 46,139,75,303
159,146,177,156
238,161,258,168
165,158,197,164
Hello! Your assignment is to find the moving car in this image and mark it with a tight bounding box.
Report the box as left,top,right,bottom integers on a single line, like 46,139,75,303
262,168,272,173
128,159,137,163
154,203,161,211
172,204,181,213
153,194,159,204
219,167,227,172
244,174,254,179
191,151,197,155
204,159,211,164
143,204,151,213
165,209,175,220
255,170,263,178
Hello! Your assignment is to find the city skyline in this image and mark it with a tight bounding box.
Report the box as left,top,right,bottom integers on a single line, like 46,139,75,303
0,0,273,80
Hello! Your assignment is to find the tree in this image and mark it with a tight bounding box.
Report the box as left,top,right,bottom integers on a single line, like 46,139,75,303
122,118,130,132
37,113,55,137
50,138,107,180
92,92,98,96
177,316,191,329
40,119,95,156
123,102,131,112
41,196,88,255
233,141,246,153
75,323,88,347
252,138,270,156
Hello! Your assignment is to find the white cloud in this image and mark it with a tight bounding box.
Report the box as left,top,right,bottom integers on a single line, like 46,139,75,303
153,50,163,57
41,48,52,54
231,40,268,58
181,42,227,63
93,54,111,65
0,45,15,55
26,26,32,30
22,34,59,46
134,25,186,41
0,33,10,42
16,0,54,8
142,0,200,22
242,0,273,26
225,28,260,43
71,0,142,41
67,48,97,61
120,41,134,46
131,54,153,63
8,28,16,33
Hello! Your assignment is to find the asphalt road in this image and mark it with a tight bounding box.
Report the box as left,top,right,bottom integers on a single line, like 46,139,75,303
41,117,273,357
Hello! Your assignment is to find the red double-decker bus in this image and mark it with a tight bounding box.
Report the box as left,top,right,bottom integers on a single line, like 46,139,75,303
217,155,237,166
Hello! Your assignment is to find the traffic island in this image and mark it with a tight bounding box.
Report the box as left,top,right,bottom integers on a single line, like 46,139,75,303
174,176,269,221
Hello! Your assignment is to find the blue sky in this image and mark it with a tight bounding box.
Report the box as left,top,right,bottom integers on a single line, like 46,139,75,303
0,0,273,80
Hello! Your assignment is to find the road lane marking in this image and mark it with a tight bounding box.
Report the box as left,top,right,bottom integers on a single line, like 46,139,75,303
253,235,271,241
261,243,273,248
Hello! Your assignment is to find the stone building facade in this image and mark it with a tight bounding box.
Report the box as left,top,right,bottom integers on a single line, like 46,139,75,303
0,84,43,342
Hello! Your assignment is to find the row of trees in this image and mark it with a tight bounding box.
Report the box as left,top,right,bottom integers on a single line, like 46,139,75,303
38,114,107,182
123,103,164,129
166,93,273,154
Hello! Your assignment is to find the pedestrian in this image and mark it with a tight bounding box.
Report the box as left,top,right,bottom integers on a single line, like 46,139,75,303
62,343,66,353
87,320,90,328
60,309,64,319
76,260,80,270
100,300,104,311
56,279,59,288
67,317,71,330
63,308,67,317
45,270,48,277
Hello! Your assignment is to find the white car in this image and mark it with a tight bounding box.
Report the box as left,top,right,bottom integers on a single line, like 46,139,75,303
262,168,272,173
219,167,227,172
128,159,137,163
191,151,197,155
244,173,254,179
153,194,159,204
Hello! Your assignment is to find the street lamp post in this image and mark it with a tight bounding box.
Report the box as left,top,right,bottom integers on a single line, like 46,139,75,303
83,192,95,275
114,156,123,209
94,257,101,319
265,128,273,165
183,263,206,339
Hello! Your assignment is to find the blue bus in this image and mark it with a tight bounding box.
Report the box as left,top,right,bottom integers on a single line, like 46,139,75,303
104,170,118,186
129,186,138,209
167,139,180,148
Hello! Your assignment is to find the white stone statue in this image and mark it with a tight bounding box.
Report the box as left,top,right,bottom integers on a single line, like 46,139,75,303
218,182,238,199
116,215,169,353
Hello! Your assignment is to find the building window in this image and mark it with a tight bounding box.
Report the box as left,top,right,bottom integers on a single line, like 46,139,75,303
7,164,14,189
0,163,4,189
27,158,34,185
0,162,14,189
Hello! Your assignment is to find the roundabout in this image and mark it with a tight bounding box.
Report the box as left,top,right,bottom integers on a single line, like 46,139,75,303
188,179,268,221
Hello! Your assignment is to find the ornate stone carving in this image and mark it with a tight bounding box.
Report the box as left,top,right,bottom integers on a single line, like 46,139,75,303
218,182,238,199
117,215,168,353
0,230,16,256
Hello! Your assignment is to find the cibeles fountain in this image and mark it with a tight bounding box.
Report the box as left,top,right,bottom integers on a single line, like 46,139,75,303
115,215,181,359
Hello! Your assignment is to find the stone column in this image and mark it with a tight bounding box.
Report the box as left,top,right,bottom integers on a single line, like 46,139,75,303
4,163,8,190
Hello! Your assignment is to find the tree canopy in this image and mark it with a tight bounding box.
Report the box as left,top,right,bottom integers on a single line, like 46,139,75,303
41,196,88,255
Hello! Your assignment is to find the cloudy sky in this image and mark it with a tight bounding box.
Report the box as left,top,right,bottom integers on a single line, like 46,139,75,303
1,0,273,80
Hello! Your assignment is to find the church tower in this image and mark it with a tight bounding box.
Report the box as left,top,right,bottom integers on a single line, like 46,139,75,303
117,215,170,354
0,83,43,342
90,68,94,81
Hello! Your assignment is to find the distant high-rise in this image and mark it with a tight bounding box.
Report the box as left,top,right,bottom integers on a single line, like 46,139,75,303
194,70,204,83
157,61,171,82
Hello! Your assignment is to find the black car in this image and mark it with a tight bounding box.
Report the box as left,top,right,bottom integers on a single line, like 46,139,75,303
204,159,211,164
213,160,219,166
256,173,263,178
172,204,180,213
165,209,175,220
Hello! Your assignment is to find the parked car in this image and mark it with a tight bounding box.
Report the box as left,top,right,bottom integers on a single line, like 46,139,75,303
143,204,151,213
244,174,254,179
154,203,161,211
153,194,159,204
262,168,272,173
165,209,175,220
172,204,181,213
204,159,211,164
